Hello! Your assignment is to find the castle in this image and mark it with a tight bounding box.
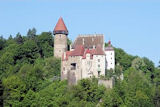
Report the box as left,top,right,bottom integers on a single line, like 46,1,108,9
53,17,115,85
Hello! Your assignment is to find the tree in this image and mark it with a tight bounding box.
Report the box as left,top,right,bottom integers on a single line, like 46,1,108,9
37,32,53,58
22,89,40,106
143,57,155,72
123,68,154,107
67,38,72,50
18,64,45,91
14,40,40,64
38,81,67,106
43,57,61,79
3,75,26,106
0,80,3,107
15,32,23,44
132,57,145,71
101,89,123,107
115,48,135,70
0,51,15,79
27,28,37,40
0,36,6,50
8,35,13,40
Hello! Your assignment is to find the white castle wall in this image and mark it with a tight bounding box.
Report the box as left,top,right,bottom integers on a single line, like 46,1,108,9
92,55,105,77
105,50,115,70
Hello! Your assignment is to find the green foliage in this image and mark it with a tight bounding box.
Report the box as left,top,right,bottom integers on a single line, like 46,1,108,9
132,57,146,71
37,32,53,58
143,57,155,72
115,48,135,71
22,89,38,106
15,32,23,44
0,30,159,106
0,36,6,50
0,80,3,106
67,38,72,50
3,75,26,106
123,68,154,107
105,69,114,79
101,89,123,107
15,40,40,64
43,57,61,79
27,28,37,40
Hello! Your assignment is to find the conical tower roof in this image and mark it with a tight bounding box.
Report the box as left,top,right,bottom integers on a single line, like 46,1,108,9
53,17,68,35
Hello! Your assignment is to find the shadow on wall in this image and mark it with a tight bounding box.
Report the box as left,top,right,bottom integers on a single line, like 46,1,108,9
68,71,76,85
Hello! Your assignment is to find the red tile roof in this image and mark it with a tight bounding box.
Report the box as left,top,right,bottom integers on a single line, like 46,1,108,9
63,45,105,61
54,17,68,34
62,51,72,61
93,45,105,55
70,45,85,56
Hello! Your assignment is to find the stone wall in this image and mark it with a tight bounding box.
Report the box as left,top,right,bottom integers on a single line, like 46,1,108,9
98,78,115,88
54,34,67,58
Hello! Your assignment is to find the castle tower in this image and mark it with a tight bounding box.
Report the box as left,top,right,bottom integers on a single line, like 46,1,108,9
53,17,68,58
105,40,115,70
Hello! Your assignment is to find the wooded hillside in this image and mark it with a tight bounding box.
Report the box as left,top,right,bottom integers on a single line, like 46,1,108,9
0,28,160,107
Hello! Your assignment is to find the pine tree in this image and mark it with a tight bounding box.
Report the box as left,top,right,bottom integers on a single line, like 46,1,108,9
15,32,23,44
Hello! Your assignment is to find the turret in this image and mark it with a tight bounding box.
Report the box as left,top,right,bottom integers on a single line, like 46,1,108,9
53,17,68,58
105,40,115,70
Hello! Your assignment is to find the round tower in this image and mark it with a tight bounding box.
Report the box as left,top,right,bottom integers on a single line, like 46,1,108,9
53,17,68,58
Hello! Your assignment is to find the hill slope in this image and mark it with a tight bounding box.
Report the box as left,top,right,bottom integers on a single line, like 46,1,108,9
0,29,160,107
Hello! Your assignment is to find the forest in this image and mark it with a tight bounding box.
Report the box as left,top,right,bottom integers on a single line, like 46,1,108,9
0,28,160,107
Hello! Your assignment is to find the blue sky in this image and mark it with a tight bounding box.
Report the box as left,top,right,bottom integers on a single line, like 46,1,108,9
0,0,160,66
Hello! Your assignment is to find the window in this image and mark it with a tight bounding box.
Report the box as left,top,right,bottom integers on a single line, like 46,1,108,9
60,35,61,38
98,64,100,67
98,59,100,62
98,71,101,77
71,63,76,70
111,63,112,65
63,67,65,71
111,57,112,60
59,50,61,52
111,53,112,55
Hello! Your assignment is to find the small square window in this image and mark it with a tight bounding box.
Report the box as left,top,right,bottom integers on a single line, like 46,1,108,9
98,59,100,62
